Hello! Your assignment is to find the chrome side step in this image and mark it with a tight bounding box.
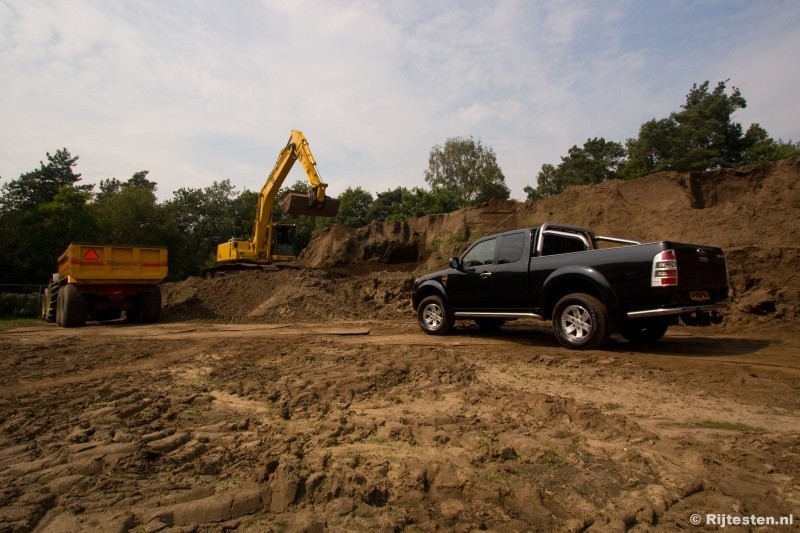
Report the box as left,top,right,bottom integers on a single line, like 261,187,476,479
454,311,545,320
627,304,723,319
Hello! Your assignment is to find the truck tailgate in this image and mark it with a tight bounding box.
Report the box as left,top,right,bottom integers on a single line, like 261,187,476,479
671,242,728,302
58,244,168,284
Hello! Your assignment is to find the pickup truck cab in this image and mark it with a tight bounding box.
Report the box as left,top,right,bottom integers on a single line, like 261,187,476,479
412,222,728,350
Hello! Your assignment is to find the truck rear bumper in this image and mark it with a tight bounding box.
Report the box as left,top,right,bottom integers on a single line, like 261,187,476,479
627,304,724,319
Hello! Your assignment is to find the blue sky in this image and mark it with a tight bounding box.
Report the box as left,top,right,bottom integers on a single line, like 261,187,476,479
1,0,799,201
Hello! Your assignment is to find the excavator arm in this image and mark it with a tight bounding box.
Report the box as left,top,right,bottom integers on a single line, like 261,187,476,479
215,130,339,267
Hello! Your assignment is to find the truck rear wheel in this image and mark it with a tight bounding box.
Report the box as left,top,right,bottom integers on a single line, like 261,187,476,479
474,318,506,331
417,295,453,335
552,293,610,350
56,284,88,328
619,318,669,344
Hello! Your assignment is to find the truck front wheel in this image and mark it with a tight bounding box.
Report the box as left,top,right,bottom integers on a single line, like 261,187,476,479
552,293,610,350
417,295,453,335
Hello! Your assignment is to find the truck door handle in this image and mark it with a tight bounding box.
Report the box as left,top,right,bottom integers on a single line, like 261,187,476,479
480,272,492,278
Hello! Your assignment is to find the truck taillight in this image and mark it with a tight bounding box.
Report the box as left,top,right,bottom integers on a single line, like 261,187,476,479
652,249,678,287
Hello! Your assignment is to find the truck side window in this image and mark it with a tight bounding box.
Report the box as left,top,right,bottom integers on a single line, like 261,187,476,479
497,233,524,264
542,235,587,255
462,238,496,268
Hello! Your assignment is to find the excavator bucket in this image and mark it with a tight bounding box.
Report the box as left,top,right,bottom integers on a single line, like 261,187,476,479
279,192,340,218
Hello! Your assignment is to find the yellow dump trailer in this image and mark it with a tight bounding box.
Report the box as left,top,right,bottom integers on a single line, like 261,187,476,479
41,244,168,327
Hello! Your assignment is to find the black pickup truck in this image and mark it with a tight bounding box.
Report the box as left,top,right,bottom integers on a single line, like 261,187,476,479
412,222,728,350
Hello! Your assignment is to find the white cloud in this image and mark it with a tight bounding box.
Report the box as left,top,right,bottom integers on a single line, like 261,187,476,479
1,0,798,202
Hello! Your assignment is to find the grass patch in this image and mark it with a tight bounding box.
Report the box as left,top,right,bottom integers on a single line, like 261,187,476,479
0,318,40,332
701,420,766,433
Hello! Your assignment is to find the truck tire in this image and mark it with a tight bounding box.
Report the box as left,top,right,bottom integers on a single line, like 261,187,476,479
140,288,162,323
552,293,610,350
41,282,60,323
56,284,88,328
418,295,453,335
127,288,162,323
619,318,669,344
474,318,506,331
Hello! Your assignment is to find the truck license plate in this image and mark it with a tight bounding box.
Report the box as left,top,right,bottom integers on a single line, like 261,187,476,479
690,291,710,301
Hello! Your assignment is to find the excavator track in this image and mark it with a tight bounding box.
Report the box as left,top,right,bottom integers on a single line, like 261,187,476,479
200,261,302,279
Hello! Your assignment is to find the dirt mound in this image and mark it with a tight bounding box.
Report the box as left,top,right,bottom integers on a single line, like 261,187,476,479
162,268,414,324
297,157,800,325
162,157,800,326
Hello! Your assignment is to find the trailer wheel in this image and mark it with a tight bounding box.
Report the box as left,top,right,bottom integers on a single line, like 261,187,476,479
619,318,669,344
127,288,162,323
140,288,162,323
56,284,88,327
552,293,610,350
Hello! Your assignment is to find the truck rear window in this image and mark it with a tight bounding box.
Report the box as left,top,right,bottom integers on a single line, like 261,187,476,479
542,235,587,255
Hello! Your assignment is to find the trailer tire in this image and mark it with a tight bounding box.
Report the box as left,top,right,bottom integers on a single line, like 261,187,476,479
140,288,162,323
57,284,88,328
552,293,610,350
127,288,162,324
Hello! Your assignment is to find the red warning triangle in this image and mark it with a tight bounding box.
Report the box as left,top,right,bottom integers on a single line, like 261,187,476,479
83,248,100,261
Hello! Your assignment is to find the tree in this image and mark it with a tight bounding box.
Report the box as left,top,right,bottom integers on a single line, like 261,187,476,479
526,138,625,199
622,80,752,178
163,180,249,277
334,186,374,228
0,185,100,283
389,187,463,220
741,124,800,164
0,148,88,212
424,136,510,206
93,171,165,246
368,187,407,222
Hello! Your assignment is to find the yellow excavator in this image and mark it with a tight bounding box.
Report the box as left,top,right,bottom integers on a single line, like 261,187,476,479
206,130,339,276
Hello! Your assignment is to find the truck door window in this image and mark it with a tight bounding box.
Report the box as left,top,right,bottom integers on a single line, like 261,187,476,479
542,234,587,255
462,238,496,268
497,233,524,264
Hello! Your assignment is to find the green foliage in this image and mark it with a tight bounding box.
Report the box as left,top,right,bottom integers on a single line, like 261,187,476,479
622,80,750,177
93,178,164,245
742,124,800,164
526,138,625,199
0,148,87,212
334,186,374,228
163,180,251,278
0,293,40,318
425,136,510,206
389,187,463,220
368,187,406,221
0,184,100,283
528,80,800,196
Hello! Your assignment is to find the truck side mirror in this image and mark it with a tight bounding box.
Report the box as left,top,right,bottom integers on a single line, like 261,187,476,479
449,257,461,270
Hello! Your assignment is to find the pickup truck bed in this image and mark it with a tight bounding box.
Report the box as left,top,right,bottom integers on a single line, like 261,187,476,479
412,222,728,350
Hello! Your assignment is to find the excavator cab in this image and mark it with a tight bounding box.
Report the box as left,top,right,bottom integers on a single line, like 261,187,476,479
272,224,297,257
